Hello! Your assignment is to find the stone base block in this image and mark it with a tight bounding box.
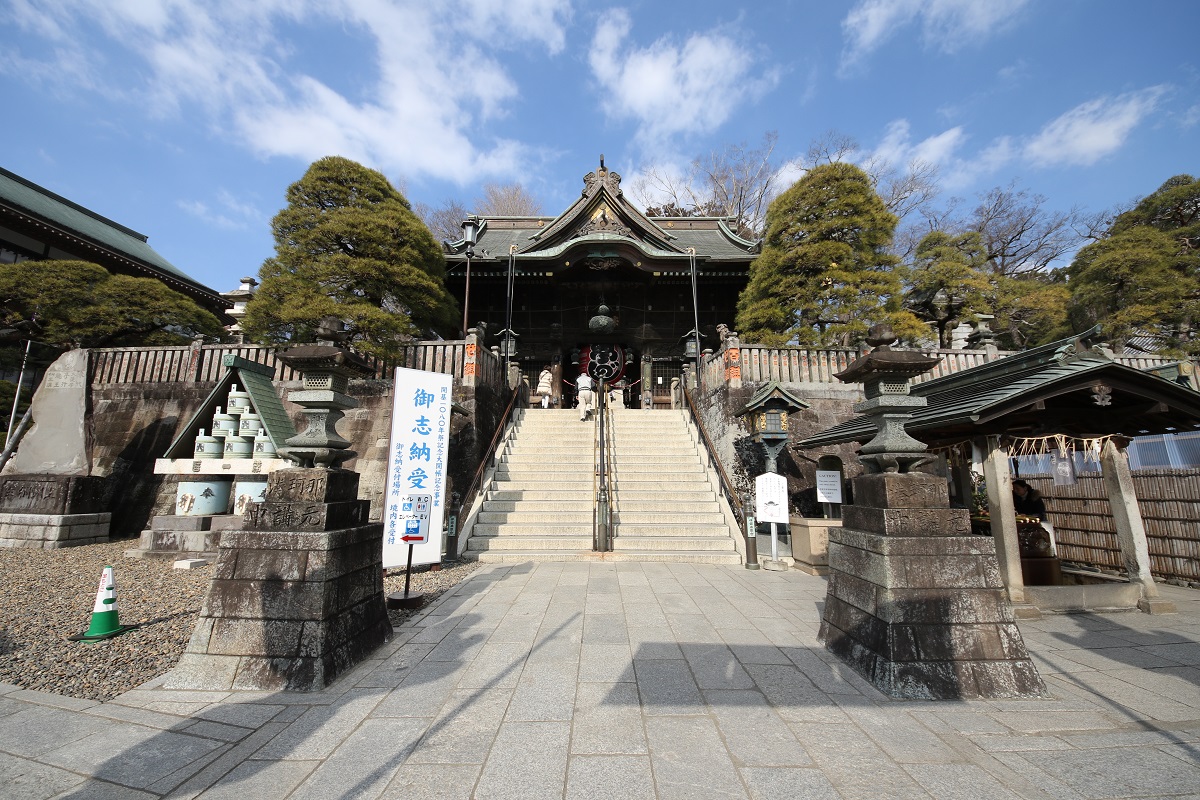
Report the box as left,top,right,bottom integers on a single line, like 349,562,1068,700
841,505,971,537
168,522,392,692
820,527,1046,700
1138,597,1178,615
126,514,232,559
0,475,108,515
852,472,950,510
0,511,111,549
789,516,837,575
243,499,369,532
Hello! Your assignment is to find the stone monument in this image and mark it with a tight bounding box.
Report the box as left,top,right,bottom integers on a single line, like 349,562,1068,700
818,325,1045,699
0,349,111,548
167,341,392,691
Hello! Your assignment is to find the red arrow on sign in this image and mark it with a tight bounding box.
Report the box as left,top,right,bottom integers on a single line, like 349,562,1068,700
400,535,425,542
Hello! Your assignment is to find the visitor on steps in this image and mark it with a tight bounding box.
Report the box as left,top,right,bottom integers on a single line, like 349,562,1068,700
536,365,554,408
576,372,595,421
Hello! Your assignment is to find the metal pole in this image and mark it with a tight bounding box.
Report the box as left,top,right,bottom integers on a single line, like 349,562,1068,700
460,249,472,338
403,543,415,598
504,246,516,376
7,338,31,437
688,248,701,388
744,494,760,570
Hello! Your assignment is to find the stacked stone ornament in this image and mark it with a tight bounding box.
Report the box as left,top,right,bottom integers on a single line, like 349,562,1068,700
817,325,1046,699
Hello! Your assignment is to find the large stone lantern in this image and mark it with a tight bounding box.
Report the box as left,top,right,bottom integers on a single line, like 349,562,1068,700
276,333,374,469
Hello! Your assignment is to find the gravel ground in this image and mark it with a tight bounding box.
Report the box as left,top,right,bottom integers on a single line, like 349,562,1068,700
0,540,479,702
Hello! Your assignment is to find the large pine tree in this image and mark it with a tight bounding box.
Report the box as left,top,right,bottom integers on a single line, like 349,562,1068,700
244,157,458,360
1066,174,1200,355
736,162,920,347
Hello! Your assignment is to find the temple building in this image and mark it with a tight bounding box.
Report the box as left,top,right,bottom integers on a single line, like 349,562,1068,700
442,159,758,406
0,166,226,317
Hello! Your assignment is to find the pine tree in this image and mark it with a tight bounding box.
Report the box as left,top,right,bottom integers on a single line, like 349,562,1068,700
1066,175,1200,355
244,157,458,360
736,162,920,347
0,260,224,348
903,230,992,348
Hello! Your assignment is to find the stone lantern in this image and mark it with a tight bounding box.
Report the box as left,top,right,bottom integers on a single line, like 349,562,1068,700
275,324,374,469
736,381,809,473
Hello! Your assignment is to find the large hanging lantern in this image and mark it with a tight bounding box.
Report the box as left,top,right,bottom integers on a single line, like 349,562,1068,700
589,304,618,335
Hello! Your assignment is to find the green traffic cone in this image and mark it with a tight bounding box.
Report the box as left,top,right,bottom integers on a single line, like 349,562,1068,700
68,565,135,642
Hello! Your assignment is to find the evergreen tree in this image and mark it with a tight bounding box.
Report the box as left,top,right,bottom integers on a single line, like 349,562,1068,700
736,162,921,347
1066,174,1200,354
244,157,458,360
0,260,224,348
903,230,991,348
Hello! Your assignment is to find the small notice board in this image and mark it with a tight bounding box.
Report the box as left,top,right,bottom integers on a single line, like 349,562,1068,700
755,473,789,524
815,470,843,504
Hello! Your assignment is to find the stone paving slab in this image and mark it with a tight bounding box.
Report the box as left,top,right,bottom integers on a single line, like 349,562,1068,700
0,563,1197,799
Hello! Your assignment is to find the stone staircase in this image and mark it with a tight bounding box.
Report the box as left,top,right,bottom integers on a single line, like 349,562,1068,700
465,407,741,564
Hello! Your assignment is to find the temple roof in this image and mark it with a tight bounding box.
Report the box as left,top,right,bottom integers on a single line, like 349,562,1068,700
799,327,1200,448
444,160,760,267
0,166,225,309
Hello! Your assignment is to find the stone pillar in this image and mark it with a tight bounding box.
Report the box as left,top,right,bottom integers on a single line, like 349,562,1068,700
1100,440,1176,614
463,332,480,389
817,324,1044,700
723,332,742,390
981,437,1029,608
167,468,392,691
821,472,1045,699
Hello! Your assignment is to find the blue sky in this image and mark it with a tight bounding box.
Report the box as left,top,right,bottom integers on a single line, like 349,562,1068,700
3,0,1198,295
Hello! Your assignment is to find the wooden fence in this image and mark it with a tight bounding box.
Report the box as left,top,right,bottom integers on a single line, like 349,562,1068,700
89,340,503,388
1027,470,1200,583
701,343,1178,388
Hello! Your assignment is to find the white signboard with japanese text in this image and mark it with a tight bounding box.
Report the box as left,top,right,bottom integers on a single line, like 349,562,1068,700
383,367,453,568
755,472,789,524
815,470,844,504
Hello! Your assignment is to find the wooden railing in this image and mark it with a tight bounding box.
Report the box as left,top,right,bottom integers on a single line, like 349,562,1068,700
701,343,1180,388
89,339,502,387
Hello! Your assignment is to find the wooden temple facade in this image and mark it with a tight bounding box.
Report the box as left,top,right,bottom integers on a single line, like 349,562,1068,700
442,160,758,406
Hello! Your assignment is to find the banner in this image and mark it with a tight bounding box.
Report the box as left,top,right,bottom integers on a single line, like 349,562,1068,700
383,367,453,568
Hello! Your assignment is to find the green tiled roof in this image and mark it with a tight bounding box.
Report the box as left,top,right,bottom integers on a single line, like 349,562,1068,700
0,167,221,302
800,328,1200,449
164,356,297,459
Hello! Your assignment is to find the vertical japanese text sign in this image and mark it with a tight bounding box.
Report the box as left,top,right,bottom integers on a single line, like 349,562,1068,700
383,367,453,568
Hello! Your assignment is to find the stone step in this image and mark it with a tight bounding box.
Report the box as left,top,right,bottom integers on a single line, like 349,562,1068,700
611,536,735,552
480,501,594,513
471,523,593,536
478,511,596,524
470,550,743,565
467,535,594,551
613,511,727,525
486,489,594,502
613,523,733,538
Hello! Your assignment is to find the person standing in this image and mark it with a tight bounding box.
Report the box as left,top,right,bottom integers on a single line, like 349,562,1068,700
576,371,595,421
536,365,554,408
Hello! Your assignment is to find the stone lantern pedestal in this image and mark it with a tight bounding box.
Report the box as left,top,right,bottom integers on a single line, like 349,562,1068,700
167,341,392,692
817,326,1045,699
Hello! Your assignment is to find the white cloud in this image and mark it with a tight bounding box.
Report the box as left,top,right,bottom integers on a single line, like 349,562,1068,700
178,189,265,230
865,87,1167,189
1,0,572,184
588,8,779,152
1024,86,1169,167
840,0,1030,75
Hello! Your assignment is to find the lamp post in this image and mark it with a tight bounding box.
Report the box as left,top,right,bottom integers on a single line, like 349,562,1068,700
686,247,701,387
460,216,480,338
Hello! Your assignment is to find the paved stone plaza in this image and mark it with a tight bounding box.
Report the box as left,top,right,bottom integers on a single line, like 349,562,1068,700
1,562,1198,799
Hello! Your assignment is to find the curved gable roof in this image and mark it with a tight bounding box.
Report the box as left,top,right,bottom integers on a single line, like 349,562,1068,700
800,328,1200,448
